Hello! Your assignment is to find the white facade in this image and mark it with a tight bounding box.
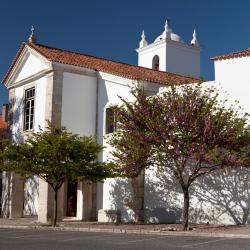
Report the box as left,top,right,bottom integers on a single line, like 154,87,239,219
61,72,97,136
3,20,250,225
214,56,250,113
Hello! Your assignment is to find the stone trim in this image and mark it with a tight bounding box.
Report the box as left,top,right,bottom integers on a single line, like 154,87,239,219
7,69,53,90
44,70,63,127
52,62,96,78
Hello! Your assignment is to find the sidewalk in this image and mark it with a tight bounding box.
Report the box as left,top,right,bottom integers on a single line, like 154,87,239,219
0,217,250,239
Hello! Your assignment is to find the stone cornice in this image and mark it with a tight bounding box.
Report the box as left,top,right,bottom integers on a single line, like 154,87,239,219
136,38,201,53
51,62,97,78
7,69,53,89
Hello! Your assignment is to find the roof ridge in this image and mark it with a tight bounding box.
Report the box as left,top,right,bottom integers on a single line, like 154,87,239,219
29,42,197,79
211,47,250,61
3,41,199,85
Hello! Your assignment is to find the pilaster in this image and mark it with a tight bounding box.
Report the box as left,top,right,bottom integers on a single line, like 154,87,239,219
38,179,64,223
9,173,24,218
77,181,96,221
131,170,145,223
38,70,64,223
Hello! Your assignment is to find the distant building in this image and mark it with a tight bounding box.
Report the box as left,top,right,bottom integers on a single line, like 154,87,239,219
0,104,8,139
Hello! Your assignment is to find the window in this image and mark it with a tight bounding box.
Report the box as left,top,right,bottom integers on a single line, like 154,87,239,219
152,55,160,70
106,107,117,134
24,87,35,131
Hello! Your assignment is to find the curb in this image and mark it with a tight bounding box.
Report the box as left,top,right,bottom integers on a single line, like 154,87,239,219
0,224,249,239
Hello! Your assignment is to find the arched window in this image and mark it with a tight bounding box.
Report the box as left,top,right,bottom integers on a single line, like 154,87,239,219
152,55,160,70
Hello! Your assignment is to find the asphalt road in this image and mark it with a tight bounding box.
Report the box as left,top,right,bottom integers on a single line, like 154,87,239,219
0,228,250,250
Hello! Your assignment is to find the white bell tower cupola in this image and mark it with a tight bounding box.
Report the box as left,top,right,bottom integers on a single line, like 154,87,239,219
136,20,201,78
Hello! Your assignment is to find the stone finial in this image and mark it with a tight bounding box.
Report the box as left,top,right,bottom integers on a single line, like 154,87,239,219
28,25,36,43
139,30,148,48
162,19,172,39
191,29,199,47
141,30,146,40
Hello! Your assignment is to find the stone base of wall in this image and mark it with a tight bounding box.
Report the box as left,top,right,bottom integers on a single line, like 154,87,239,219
98,209,121,223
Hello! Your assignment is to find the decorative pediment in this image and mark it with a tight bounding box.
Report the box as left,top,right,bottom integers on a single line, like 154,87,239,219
4,44,52,88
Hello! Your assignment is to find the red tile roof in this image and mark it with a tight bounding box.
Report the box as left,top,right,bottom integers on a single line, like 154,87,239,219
2,42,199,85
211,48,250,61
0,115,7,129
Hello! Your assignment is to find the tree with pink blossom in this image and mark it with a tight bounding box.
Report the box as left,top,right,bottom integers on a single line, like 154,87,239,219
110,85,249,230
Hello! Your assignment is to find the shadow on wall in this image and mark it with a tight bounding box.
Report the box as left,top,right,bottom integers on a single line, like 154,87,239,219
23,176,39,216
109,166,250,225
146,166,250,225
1,97,24,217
144,169,182,223
1,172,11,218
194,167,250,225
109,178,135,222
1,97,40,217
144,167,214,224
10,97,25,143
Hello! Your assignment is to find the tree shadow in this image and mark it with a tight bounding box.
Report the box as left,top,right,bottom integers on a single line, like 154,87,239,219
1,97,33,217
108,178,135,222
10,97,25,143
194,167,250,225
23,176,39,216
1,171,11,217
144,168,182,223
109,166,250,225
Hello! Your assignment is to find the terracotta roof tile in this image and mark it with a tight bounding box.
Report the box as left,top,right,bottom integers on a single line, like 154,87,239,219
211,48,250,61
2,42,199,86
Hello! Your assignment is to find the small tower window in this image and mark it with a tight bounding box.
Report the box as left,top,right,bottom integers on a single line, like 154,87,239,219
152,55,160,70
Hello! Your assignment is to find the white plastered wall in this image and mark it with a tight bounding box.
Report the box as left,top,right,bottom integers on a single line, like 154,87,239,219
138,41,167,71
96,73,135,221
61,72,97,136
137,40,200,78
96,72,163,222
165,43,200,78
61,72,97,220
214,56,250,114
12,76,48,142
10,75,48,216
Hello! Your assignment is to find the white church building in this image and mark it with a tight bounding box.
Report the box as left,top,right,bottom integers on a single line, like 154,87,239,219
1,21,250,225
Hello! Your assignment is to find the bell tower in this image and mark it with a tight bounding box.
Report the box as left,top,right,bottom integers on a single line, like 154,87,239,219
136,20,201,78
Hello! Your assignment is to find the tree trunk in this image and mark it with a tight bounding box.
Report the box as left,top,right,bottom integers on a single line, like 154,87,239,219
182,187,190,231
242,208,249,225
52,189,58,227
131,170,145,223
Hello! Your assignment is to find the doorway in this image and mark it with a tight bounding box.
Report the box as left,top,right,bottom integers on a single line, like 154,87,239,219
66,181,77,217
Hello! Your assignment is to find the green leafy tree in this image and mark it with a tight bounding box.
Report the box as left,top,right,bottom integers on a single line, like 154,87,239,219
110,85,248,230
0,139,8,170
3,123,115,227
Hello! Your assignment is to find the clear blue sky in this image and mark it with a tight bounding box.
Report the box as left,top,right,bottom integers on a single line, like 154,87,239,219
0,0,249,108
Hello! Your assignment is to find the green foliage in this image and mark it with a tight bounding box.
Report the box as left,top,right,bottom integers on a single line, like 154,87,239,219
3,123,115,190
0,139,10,170
2,122,116,226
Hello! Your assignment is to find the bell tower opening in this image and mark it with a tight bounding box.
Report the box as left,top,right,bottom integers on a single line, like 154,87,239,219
152,55,160,70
